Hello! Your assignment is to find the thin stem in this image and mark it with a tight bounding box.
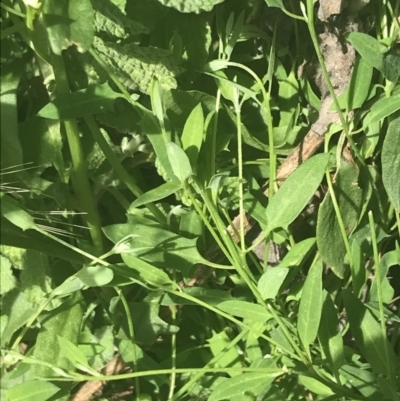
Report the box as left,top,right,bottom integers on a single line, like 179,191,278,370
235,92,245,251
0,2,25,17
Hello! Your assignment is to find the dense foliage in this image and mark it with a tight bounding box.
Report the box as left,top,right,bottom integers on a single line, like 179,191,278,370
1,0,400,400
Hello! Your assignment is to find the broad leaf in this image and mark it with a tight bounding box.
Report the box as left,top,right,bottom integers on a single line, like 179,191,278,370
157,0,224,13
266,153,329,232
122,301,179,345
318,291,345,375
58,336,90,370
0,193,37,232
181,103,204,168
75,265,114,287
217,300,272,322
37,83,123,120
103,223,211,277
166,142,193,183
382,117,400,211
122,254,174,287
363,93,400,127
257,267,289,300
208,372,275,401
138,108,176,181
317,160,362,278
5,381,60,401
32,293,84,379
0,256,17,295
278,238,316,268
131,181,182,208
298,259,323,347
43,0,94,55
343,290,398,378
1,61,24,170
346,32,385,71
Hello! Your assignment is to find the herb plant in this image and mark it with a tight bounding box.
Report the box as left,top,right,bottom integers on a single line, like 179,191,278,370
1,0,400,400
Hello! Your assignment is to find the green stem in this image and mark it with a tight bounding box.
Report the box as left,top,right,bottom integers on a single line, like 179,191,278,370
84,116,166,225
51,54,103,253
235,95,245,251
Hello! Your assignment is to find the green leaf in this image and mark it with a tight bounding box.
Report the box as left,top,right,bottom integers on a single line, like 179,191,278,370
138,108,176,181
340,365,380,398
156,0,224,13
1,289,36,346
337,56,373,110
103,223,208,277
121,254,174,287
37,83,123,120
346,32,385,71
43,0,95,55
166,142,193,183
0,193,37,232
265,153,329,232
52,277,85,297
298,259,323,347
0,256,17,295
382,117,400,211
181,103,204,168
161,287,233,306
118,340,168,386
163,89,216,130
350,240,366,297
369,248,399,303
318,291,345,375
175,13,211,69
204,68,258,100
342,289,398,378
1,61,24,170
317,160,363,278
75,265,114,287
363,93,400,127
217,300,272,322
382,52,400,82
208,330,244,377
131,181,182,208
265,0,285,8
278,238,316,268
58,336,90,370
19,118,65,181
208,372,275,401
298,375,334,396
123,301,179,345
257,267,289,300
93,37,182,94
5,381,60,401
31,292,85,379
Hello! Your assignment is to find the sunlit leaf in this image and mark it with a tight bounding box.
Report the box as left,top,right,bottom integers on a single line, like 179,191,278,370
298,259,323,347
266,154,329,232
5,381,60,401
382,117,400,211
